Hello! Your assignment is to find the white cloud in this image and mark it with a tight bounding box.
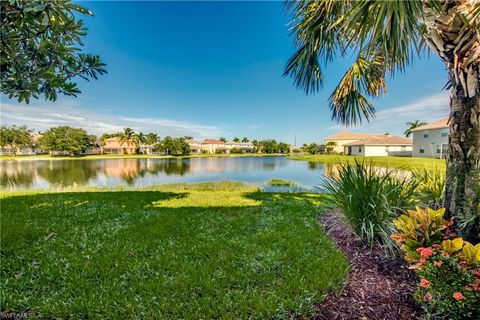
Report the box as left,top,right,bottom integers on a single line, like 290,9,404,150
325,92,450,135
0,101,227,139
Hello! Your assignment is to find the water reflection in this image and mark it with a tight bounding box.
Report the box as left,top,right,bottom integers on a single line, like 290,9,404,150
1,156,325,190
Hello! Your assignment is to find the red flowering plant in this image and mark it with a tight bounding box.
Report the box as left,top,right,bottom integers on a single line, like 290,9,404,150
391,208,480,320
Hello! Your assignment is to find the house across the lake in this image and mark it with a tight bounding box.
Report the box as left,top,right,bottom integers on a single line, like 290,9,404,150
187,139,254,154
343,135,413,156
326,131,413,156
411,118,449,158
101,137,137,155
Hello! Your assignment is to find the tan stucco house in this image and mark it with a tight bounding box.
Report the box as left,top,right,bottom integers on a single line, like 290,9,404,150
101,137,137,155
325,131,375,154
411,118,449,158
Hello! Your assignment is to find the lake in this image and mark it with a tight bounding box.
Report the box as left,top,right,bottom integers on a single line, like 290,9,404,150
0,156,336,191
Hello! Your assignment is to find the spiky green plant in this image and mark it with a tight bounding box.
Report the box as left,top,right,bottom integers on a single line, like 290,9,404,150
323,160,419,254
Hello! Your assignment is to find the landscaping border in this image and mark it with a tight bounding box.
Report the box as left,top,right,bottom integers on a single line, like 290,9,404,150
314,210,421,320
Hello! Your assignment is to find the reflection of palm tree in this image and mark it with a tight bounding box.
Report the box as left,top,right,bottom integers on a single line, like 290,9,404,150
118,128,137,154
404,120,427,137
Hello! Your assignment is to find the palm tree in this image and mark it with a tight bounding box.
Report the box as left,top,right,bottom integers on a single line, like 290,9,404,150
134,132,147,154
233,137,240,142
219,137,227,143
325,141,338,154
285,1,480,241
118,127,136,155
404,120,427,137
242,137,249,143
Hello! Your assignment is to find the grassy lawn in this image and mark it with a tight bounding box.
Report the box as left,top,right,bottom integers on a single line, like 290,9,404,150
0,153,286,161
1,182,348,319
289,154,446,171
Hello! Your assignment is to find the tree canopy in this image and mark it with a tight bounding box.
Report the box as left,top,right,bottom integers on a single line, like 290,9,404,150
39,126,95,155
0,125,33,155
1,0,106,103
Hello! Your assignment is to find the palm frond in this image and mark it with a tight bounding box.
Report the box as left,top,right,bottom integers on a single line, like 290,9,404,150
285,0,424,125
329,51,386,126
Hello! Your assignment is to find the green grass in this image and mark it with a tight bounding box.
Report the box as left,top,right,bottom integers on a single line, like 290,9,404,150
0,153,286,161
266,179,297,187
1,182,348,319
289,154,446,171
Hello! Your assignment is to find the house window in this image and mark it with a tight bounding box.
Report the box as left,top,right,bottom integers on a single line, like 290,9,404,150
359,147,362,152
401,146,406,152
419,148,425,154
385,146,389,152
423,133,429,138
441,132,448,137
436,148,441,153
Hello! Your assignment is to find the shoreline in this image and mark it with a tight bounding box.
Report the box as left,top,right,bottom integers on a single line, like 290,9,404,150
0,153,288,161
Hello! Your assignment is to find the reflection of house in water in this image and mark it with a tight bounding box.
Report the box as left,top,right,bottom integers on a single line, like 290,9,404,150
139,158,190,176
187,156,287,174
103,159,141,183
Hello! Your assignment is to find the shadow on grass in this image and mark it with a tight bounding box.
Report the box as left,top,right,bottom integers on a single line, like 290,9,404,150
1,189,347,319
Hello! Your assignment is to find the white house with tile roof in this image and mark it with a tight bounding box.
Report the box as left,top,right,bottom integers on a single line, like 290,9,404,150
325,131,412,156
411,118,449,158
343,135,413,156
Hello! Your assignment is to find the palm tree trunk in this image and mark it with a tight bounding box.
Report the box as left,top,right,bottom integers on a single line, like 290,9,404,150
444,72,480,243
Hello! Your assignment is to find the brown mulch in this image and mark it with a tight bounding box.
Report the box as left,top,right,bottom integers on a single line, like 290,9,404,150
313,210,421,320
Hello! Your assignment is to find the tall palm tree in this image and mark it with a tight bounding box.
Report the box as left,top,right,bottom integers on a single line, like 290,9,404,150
118,127,136,155
404,120,427,137
242,137,249,143
219,137,227,143
285,1,480,241
135,132,147,154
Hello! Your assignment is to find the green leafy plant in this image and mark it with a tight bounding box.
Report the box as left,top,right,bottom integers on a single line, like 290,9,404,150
391,207,453,261
412,168,446,209
323,160,419,253
392,208,480,320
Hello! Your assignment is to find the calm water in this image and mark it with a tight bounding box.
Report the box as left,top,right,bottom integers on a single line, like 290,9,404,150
0,156,337,191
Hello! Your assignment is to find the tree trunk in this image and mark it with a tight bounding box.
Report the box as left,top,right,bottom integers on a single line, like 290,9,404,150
444,72,480,243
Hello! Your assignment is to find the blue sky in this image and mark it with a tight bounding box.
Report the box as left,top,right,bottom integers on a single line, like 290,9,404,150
1,1,450,144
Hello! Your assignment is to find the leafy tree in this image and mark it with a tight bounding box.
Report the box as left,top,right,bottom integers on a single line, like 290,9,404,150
277,142,291,154
285,1,480,241
0,125,33,156
1,0,106,103
157,136,190,156
38,126,94,156
100,133,116,144
252,139,261,153
261,139,278,154
242,137,249,143
145,133,160,145
404,120,427,137
233,137,240,142
305,143,319,155
183,136,193,140
219,137,227,143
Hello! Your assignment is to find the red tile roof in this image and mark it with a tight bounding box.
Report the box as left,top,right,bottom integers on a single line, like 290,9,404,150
325,131,380,141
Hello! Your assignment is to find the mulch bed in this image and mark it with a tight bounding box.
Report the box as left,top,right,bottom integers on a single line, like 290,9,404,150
313,210,421,320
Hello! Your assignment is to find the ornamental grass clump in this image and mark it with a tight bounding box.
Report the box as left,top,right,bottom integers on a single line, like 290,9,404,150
392,208,480,320
323,160,418,254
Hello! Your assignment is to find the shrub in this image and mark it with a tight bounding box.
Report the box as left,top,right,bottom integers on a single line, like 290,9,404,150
215,149,226,154
391,207,453,261
412,168,445,208
323,160,419,253
392,208,480,320
229,148,244,154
